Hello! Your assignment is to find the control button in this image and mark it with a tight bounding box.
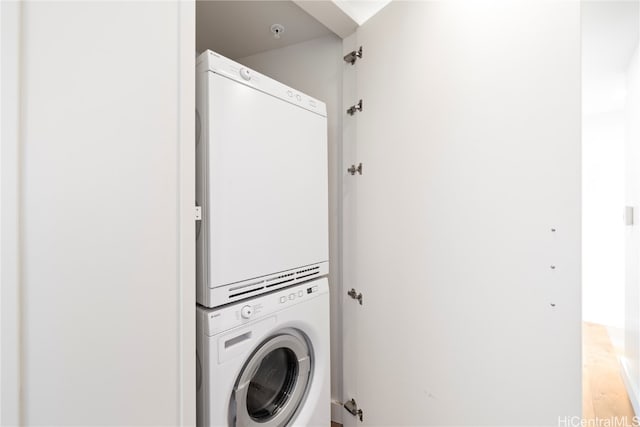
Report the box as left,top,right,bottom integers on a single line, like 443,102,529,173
239,68,252,81
298,290,303,297
296,94,302,101
279,296,287,304
287,90,293,97
289,293,295,301
240,305,253,319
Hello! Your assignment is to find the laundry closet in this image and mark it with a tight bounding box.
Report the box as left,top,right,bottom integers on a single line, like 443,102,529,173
4,1,582,426
194,3,344,425
195,1,582,425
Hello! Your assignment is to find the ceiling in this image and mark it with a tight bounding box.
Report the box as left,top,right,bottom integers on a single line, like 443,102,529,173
582,1,640,115
196,1,334,59
333,0,391,25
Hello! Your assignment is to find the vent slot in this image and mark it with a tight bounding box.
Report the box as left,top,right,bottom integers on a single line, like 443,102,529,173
296,266,320,275
296,271,319,281
229,286,264,299
229,279,264,292
267,272,295,282
266,278,295,288
296,265,320,275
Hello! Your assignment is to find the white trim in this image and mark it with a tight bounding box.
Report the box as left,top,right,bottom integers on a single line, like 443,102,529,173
293,0,358,39
331,400,344,424
1,1,22,425
178,1,196,426
620,357,640,416
340,31,358,427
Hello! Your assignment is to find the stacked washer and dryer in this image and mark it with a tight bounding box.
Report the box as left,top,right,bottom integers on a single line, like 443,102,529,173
195,50,330,427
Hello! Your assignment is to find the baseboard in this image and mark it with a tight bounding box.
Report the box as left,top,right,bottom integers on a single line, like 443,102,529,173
331,400,343,424
620,357,640,416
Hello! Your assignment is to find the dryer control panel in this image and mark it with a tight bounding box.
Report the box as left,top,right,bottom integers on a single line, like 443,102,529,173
196,50,327,117
198,278,328,337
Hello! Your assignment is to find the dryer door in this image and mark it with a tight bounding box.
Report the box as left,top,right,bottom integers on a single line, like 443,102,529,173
232,330,312,427
203,72,329,290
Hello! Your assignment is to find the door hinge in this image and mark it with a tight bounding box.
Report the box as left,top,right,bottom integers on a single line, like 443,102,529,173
343,398,364,422
347,99,363,116
347,288,363,305
195,206,202,221
347,163,363,176
343,46,363,65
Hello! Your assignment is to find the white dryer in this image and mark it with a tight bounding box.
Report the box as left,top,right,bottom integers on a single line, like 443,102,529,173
196,278,330,427
196,50,329,308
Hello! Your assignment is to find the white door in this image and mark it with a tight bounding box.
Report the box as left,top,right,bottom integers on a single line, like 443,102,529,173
342,2,582,425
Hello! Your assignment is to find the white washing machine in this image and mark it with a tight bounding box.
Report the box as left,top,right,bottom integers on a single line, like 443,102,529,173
196,278,330,427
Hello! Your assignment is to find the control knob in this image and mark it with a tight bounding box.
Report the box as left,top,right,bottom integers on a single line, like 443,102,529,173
239,68,252,81
240,305,253,319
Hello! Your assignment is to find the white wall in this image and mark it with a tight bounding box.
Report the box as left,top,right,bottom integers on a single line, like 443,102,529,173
582,110,625,328
237,34,344,411
10,2,195,425
624,42,640,413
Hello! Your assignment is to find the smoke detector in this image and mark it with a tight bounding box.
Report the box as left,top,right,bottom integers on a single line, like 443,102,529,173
270,24,284,39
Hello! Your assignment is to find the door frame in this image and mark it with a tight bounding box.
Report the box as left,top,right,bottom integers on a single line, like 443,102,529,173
178,1,196,425
1,1,23,424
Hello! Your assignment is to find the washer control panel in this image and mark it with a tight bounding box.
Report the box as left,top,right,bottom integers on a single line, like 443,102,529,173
199,278,328,336
278,283,320,304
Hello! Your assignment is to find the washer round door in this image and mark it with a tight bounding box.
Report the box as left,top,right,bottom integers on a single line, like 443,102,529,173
232,329,312,427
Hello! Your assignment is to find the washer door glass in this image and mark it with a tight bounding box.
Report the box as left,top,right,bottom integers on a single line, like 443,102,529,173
233,330,312,427
247,347,297,420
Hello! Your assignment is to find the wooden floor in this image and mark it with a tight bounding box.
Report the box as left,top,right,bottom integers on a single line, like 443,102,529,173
583,322,636,423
